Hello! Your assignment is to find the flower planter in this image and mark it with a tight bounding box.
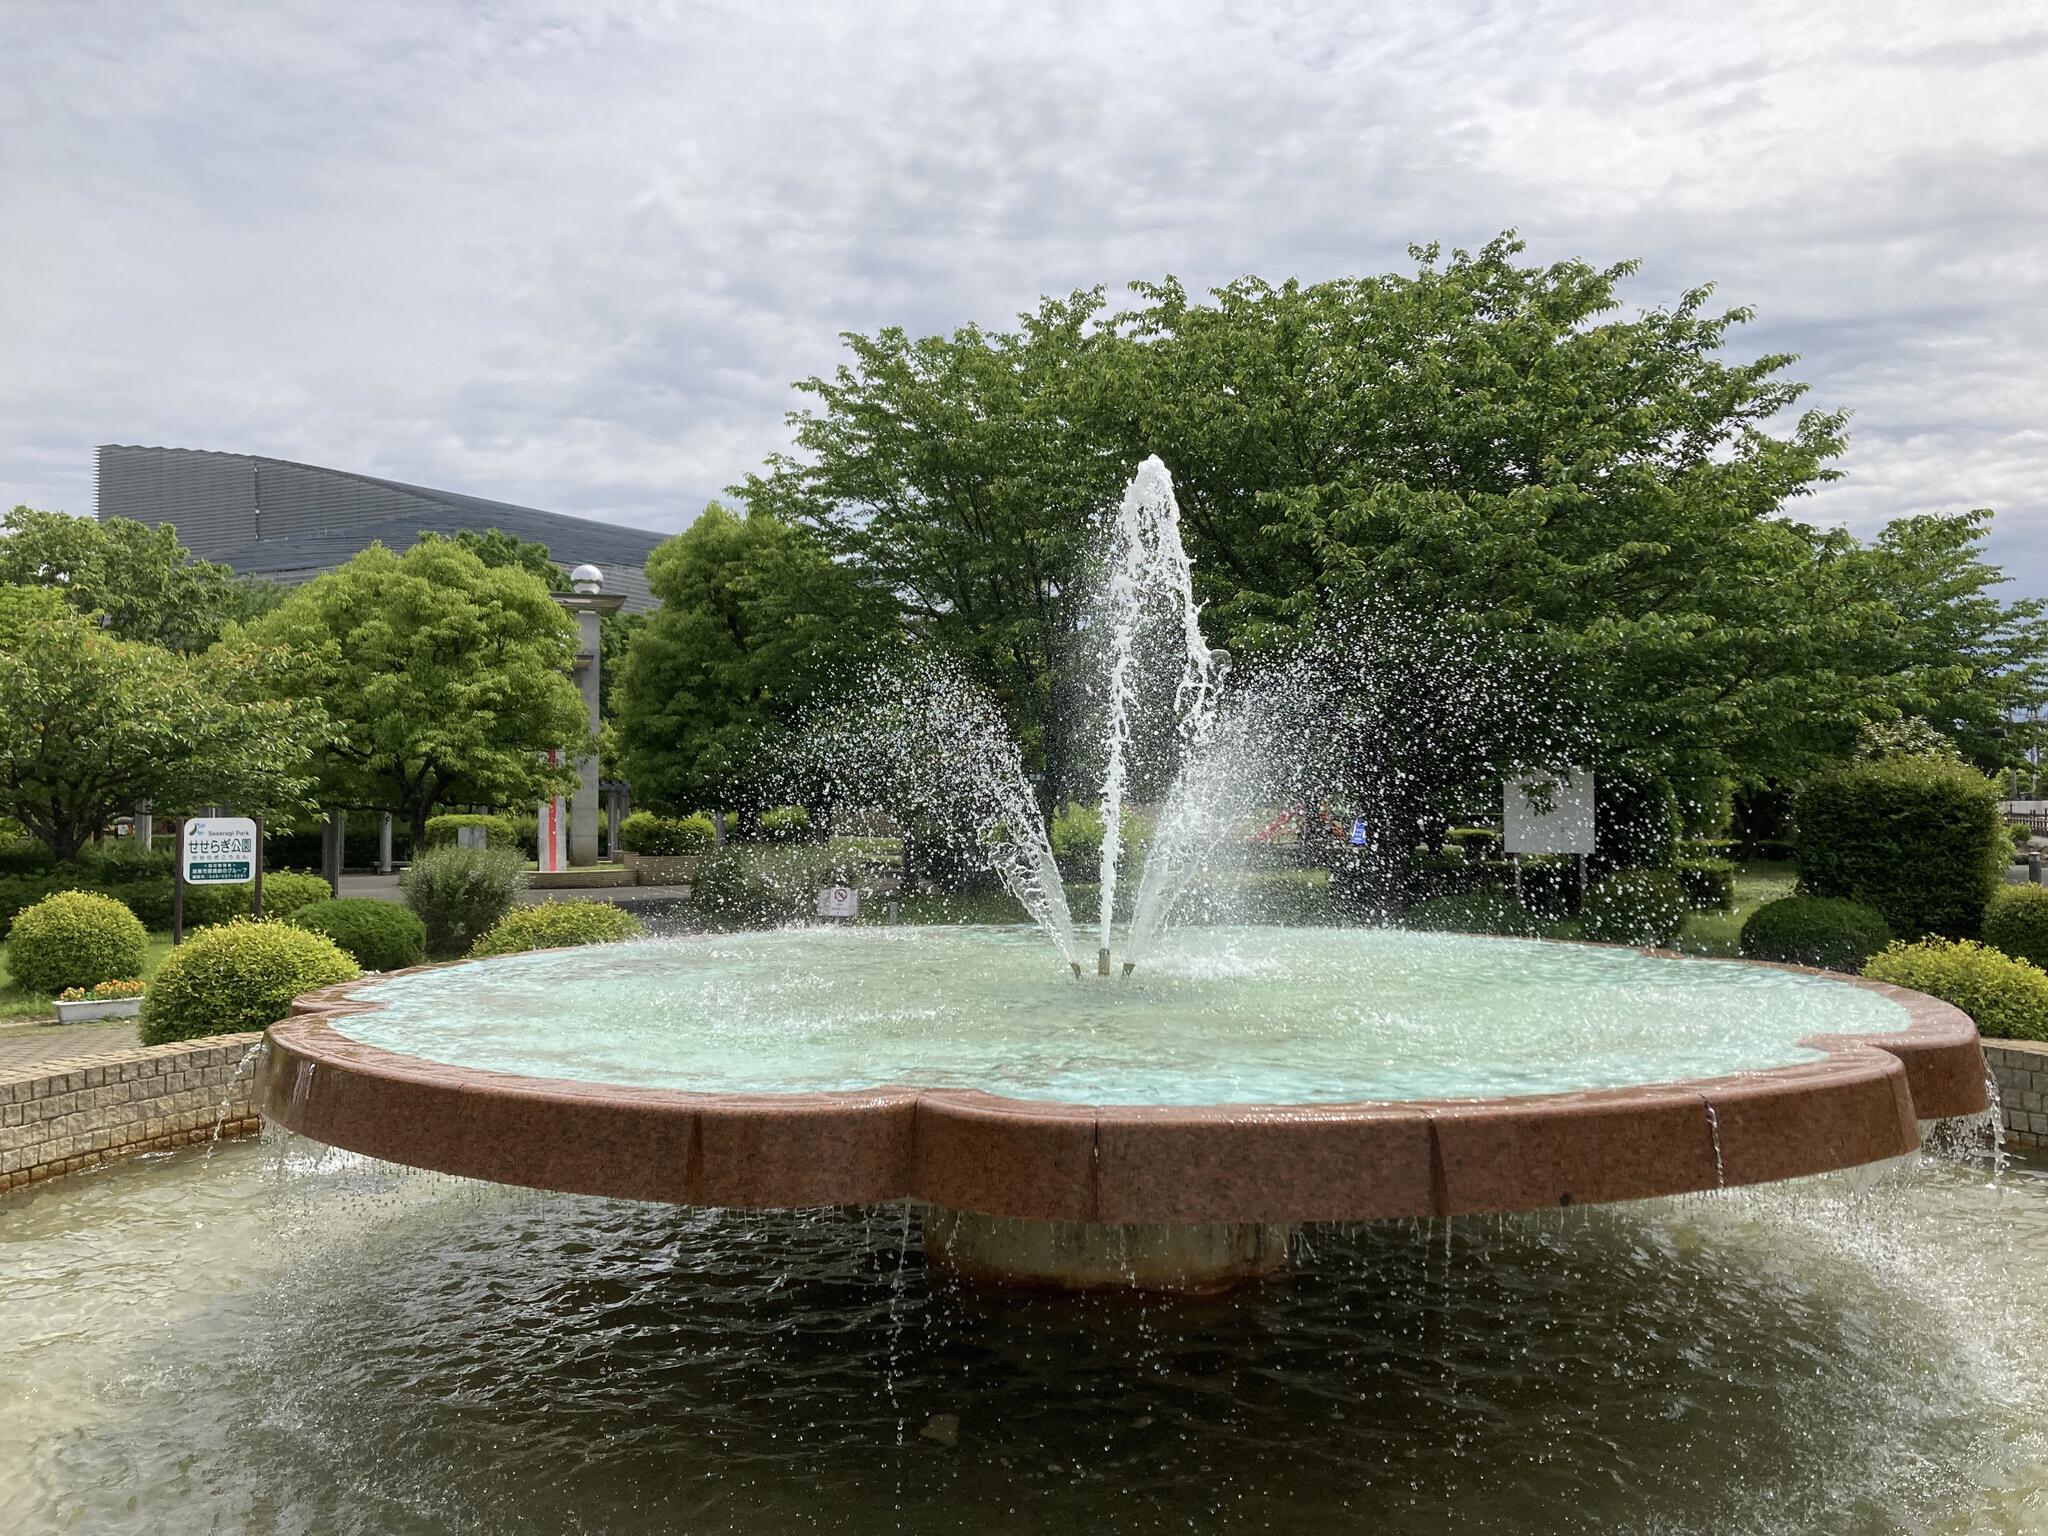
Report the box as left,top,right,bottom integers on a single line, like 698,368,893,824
622,852,701,886
52,996,144,1024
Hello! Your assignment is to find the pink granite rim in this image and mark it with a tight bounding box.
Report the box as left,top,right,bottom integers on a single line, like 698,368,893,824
260,944,1989,1223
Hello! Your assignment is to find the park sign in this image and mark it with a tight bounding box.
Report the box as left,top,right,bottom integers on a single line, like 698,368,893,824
1503,770,1595,856
182,816,258,884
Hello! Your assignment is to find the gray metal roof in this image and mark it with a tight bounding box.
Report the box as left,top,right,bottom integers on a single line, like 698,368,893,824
96,445,667,610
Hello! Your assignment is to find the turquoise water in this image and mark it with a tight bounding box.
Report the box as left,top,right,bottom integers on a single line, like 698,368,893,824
334,926,1912,1105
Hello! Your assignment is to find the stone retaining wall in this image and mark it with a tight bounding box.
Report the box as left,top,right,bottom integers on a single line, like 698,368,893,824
0,1032,265,1193
1987,1038,2048,1151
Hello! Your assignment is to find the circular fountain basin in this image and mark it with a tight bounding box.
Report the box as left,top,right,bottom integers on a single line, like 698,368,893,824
263,926,1988,1242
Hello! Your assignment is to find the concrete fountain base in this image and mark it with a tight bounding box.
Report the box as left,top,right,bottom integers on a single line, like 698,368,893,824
923,1207,1292,1293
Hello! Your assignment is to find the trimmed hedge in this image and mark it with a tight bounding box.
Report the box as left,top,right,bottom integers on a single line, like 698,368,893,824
1445,826,1503,861
689,845,852,928
5,891,149,995
469,899,644,958
424,813,523,851
1739,896,1892,973
1795,756,2005,938
139,918,359,1045
290,898,427,972
617,811,715,856
760,805,814,842
1674,856,1737,912
1982,884,2048,971
1863,937,2048,1043
1579,869,1688,947
1593,771,1681,871
1403,886,1544,938
401,844,527,957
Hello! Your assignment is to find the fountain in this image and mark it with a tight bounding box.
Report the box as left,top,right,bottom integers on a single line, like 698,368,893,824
260,459,1988,1292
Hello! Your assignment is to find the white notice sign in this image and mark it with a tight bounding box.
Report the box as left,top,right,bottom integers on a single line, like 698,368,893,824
1503,771,1595,856
183,816,258,884
815,884,860,919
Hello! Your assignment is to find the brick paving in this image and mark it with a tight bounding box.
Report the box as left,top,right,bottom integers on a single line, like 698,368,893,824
0,1020,141,1075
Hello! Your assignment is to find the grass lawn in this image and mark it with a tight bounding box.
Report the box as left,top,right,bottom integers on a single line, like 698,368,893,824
0,932,177,1024
1675,860,1797,957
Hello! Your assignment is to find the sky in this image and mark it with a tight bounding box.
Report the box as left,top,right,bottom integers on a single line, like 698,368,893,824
3,1,2044,596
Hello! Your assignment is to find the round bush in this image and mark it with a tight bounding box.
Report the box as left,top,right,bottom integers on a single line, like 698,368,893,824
5,890,149,995
1674,856,1737,912
760,805,813,842
1404,886,1543,938
617,811,714,856
290,897,427,972
400,844,527,957
1795,756,2005,938
1739,895,1891,972
1579,869,1688,947
257,870,333,920
469,899,644,958
1982,884,2048,970
1863,937,2048,1043
139,919,359,1045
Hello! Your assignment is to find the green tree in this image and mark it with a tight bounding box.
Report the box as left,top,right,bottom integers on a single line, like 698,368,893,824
444,528,569,590
614,503,898,815
0,587,322,860
247,538,591,845
0,506,268,652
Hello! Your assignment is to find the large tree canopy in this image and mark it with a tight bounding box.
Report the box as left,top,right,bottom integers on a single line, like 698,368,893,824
746,236,2047,801
0,586,322,860
614,503,898,815
247,537,590,843
0,506,280,651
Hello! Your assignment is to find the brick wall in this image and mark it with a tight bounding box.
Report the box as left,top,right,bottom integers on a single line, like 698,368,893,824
1987,1038,2048,1152
0,1032,266,1193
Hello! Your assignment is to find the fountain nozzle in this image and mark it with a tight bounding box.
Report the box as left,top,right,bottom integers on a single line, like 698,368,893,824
1097,948,1111,977
1121,960,1135,978
1070,961,1083,980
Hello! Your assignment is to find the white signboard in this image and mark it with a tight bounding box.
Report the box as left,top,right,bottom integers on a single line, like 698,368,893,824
815,883,860,919
1504,770,1595,856
183,816,258,884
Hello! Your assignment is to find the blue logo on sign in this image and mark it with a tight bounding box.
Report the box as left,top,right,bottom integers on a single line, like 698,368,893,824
1349,819,1367,846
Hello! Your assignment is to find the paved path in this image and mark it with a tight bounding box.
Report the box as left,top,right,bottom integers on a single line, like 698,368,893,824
0,1019,141,1074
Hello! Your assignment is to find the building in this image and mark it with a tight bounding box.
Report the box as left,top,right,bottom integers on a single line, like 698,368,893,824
95,445,666,610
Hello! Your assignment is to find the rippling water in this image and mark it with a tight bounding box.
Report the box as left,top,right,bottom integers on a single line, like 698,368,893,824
338,927,1913,1103
2,1132,2044,1534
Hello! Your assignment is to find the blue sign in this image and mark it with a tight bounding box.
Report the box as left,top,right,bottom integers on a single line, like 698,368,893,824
1349,818,1367,847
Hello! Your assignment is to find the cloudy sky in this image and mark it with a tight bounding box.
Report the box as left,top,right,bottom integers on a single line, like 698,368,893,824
4,1,2044,595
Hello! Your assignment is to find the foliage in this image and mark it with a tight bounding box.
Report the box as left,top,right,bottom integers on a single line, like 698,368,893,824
252,871,332,920
400,844,527,958
1857,716,1963,763
443,529,567,590
688,844,861,928
0,506,261,652
1579,869,1689,947
246,537,589,846
1863,937,2048,1043
617,810,714,856
1403,886,1544,938
614,503,897,814
1444,826,1502,860
288,898,427,972
4,890,149,995
138,918,359,1045
468,899,643,958
1592,771,1681,872
0,589,323,861
1739,896,1892,973
759,805,813,841
1982,885,2048,971
1674,856,1737,912
1794,755,2005,938
424,813,523,850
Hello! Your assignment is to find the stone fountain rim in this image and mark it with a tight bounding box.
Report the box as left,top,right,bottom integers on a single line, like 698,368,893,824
261,937,1989,1223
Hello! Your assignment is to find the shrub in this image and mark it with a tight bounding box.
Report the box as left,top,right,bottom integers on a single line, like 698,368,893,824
617,810,715,856
424,813,523,851
290,898,427,972
5,890,150,995
400,845,527,957
256,871,333,920
1795,756,2005,938
1579,869,1689,947
1592,771,1680,871
689,845,848,928
138,919,359,1045
1739,896,1892,972
1674,856,1737,912
760,805,813,842
0,871,79,934
1444,826,1503,861
1404,885,1544,938
0,834,56,877
76,840,175,881
1863,937,2048,1043
469,899,644,958
1233,868,1341,925
1983,884,2048,971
